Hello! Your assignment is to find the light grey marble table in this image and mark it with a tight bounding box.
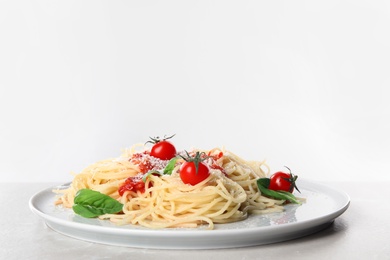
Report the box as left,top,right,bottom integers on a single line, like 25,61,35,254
1,181,388,259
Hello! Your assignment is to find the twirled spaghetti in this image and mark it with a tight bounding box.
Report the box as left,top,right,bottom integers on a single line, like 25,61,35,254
54,146,286,229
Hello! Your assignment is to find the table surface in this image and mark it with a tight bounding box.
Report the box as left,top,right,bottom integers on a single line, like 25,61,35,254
1,181,389,260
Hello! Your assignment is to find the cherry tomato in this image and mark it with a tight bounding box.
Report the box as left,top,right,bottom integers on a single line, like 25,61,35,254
269,169,299,193
180,161,210,185
150,140,177,160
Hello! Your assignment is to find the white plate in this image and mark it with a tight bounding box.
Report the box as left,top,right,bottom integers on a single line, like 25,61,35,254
29,179,350,249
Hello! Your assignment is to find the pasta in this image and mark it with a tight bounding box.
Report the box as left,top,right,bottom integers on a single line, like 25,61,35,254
54,146,287,230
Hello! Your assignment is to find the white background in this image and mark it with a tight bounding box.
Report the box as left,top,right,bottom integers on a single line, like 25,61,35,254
1,0,389,183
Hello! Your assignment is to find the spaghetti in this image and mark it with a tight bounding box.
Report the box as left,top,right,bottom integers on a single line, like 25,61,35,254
54,146,287,229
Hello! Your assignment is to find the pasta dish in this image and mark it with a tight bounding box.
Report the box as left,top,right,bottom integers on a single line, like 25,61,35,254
54,139,300,230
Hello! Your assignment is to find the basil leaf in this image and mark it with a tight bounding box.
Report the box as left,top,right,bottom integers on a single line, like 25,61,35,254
163,157,178,175
142,157,178,182
277,190,301,204
256,178,300,204
142,170,162,182
257,177,270,188
73,189,123,218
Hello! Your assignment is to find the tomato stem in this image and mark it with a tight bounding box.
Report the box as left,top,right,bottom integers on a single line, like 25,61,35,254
284,166,301,193
145,134,176,145
179,151,209,174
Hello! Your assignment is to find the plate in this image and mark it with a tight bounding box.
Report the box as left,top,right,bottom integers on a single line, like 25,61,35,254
29,179,350,249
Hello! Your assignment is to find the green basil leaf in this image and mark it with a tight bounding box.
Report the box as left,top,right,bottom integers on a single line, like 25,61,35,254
143,157,178,182
256,178,300,204
277,190,301,204
73,189,123,218
257,177,270,188
163,157,178,175
142,170,162,182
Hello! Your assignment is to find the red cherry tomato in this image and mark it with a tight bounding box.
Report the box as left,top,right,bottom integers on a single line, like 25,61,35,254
269,171,297,193
180,161,210,185
150,140,176,160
